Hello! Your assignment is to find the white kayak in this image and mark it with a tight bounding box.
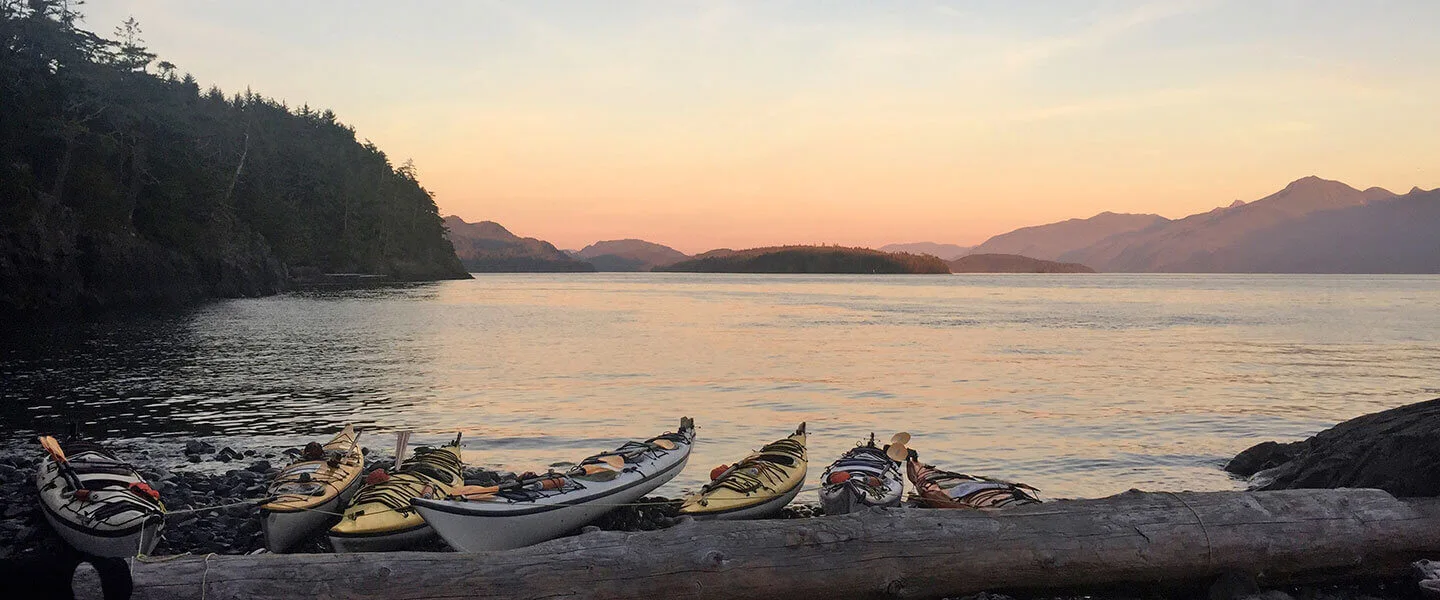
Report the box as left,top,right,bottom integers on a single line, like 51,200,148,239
413,418,695,552
36,438,166,557
818,434,905,515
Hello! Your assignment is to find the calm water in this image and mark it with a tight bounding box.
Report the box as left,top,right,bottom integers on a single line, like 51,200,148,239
3,274,1439,500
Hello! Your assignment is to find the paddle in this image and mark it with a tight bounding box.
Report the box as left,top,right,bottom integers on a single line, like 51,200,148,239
886,432,911,462
453,456,625,500
393,431,411,469
39,435,84,492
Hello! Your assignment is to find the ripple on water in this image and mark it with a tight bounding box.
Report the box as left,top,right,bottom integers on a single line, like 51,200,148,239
2,273,1438,499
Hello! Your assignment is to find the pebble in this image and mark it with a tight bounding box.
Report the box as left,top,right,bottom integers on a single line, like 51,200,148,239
184,440,214,455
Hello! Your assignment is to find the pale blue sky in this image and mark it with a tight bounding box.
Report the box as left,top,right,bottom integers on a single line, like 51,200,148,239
85,1,1440,251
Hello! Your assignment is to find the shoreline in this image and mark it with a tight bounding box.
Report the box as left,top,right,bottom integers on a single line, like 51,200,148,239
0,446,1429,600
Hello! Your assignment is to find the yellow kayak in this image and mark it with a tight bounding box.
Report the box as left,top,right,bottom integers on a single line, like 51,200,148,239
328,434,464,552
260,425,364,552
679,423,807,519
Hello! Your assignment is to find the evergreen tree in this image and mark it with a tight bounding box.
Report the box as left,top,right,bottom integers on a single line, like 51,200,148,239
1,1,468,314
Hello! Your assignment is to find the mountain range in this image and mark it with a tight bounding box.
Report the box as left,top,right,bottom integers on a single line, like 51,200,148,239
575,239,689,271
969,212,1167,261
930,176,1435,273
447,176,1438,274
443,216,593,272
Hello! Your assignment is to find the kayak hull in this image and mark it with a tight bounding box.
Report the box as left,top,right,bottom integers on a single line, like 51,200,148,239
262,474,361,552
328,522,438,553
262,425,365,552
685,481,802,520
415,454,689,551
330,441,464,553
416,421,695,552
679,424,808,520
38,500,163,558
818,443,904,516
905,457,1042,509
35,445,166,558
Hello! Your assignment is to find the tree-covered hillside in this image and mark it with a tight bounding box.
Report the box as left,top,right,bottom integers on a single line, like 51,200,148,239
657,246,950,274
1,2,467,314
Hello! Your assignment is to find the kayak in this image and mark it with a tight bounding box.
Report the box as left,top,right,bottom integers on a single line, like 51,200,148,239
414,418,696,551
259,425,364,552
905,452,1041,509
328,435,464,552
35,437,165,557
818,433,905,515
679,423,807,520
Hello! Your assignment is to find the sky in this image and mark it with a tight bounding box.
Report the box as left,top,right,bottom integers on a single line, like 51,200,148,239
85,1,1440,253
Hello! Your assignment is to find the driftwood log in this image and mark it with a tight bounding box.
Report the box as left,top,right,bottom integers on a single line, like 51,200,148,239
76,489,1440,600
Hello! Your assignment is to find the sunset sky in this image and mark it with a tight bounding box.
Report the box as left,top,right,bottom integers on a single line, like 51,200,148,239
87,1,1440,253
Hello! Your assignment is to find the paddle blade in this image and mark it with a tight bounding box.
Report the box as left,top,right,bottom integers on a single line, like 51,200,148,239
886,441,909,463
599,454,624,469
393,431,411,468
39,436,66,462
891,432,911,446
652,439,677,450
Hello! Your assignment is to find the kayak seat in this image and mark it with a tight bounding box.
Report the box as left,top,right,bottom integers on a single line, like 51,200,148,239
78,477,138,491
754,453,797,467
403,463,450,482
69,462,138,477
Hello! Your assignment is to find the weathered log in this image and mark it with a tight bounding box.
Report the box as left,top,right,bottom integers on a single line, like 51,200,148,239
78,489,1440,600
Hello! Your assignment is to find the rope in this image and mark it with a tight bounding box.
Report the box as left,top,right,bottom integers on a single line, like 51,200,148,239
199,552,216,600
166,496,275,516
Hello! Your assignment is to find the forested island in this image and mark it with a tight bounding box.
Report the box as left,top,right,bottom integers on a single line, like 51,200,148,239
656,246,951,274
0,3,468,316
948,254,1095,273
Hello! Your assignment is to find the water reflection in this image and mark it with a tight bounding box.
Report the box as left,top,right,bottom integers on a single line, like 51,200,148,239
3,274,1438,500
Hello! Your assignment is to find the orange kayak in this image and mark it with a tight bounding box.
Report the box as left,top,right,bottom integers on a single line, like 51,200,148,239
906,453,1041,509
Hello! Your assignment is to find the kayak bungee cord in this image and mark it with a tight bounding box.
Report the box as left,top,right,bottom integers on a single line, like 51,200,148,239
701,437,806,495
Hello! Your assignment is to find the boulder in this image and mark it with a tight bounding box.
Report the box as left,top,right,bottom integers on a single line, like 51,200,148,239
1229,398,1440,497
184,440,215,455
1224,441,1304,477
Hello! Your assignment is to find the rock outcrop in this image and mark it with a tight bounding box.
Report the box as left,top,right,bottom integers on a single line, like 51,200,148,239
0,198,290,315
1226,398,1440,497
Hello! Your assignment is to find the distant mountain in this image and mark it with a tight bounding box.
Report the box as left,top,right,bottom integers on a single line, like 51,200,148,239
949,254,1095,273
1060,176,1398,272
656,246,949,274
879,242,973,260
1180,187,1439,273
443,216,594,272
576,239,689,272
971,212,1168,261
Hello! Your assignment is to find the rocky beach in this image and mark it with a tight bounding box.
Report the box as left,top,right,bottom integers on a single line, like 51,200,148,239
3,400,1438,599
